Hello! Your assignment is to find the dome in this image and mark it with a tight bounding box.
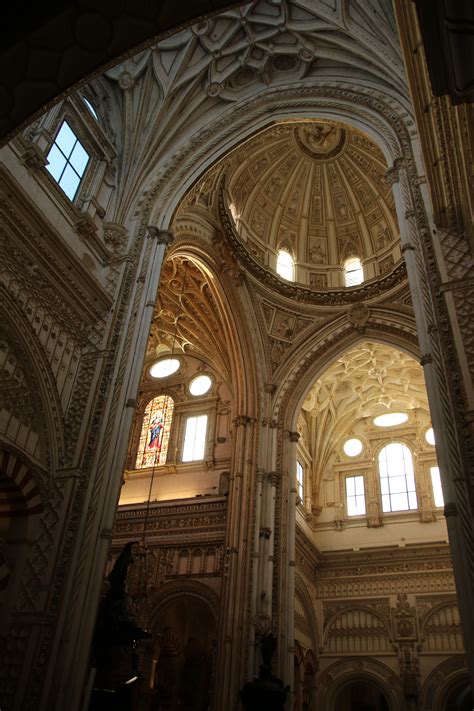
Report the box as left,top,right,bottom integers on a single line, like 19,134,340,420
225,120,401,289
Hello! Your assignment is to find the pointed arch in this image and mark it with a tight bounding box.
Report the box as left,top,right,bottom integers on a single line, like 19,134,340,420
0,297,65,470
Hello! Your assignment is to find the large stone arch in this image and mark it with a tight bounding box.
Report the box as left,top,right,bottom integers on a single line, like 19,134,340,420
420,655,471,711
316,657,405,711
148,578,220,627
294,573,319,654
0,296,65,472
165,239,261,419
277,327,422,432
145,87,411,231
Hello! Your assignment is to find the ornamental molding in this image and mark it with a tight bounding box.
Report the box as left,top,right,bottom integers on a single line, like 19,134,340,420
0,167,112,332
218,188,409,307
142,84,412,230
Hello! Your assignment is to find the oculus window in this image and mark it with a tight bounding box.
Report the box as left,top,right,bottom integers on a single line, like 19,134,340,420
182,415,208,462
373,412,408,428
343,438,363,457
189,375,212,396
344,257,363,287
378,442,417,512
296,460,304,500
46,121,90,200
276,250,294,281
346,475,366,516
136,395,174,468
425,427,435,445
150,358,180,378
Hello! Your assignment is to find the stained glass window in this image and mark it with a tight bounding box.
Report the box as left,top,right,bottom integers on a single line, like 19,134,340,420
136,395,174,468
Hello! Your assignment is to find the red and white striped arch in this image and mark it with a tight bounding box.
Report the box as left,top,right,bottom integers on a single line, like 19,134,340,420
0,450,43,520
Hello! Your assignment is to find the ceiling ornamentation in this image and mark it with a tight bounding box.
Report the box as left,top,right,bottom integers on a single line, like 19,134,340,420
224,120,401,285
299,341,429,481
218,187,408,306
96,0,408,221
147,256,232,383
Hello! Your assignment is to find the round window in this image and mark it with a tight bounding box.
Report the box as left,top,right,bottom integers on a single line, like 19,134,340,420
189,374,212,396
373,412,408,427
343,438,363,457
425,427,435,445
149,358,180,378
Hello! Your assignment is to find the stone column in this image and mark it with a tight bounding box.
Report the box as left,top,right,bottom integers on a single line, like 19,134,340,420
390,158,474,687
214,414,256,709
248,467,265,678
284,430,300,711
51,227,174,711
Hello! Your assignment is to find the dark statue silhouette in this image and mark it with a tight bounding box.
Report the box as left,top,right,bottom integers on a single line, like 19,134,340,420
88,542,151,711
240,631,290,710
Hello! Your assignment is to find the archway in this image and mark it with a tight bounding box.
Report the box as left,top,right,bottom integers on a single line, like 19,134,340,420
334,678,390,711
147,586,218,711
443,681,473,711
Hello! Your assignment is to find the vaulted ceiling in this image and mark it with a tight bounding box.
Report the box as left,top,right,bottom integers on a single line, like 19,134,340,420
225,120,401,282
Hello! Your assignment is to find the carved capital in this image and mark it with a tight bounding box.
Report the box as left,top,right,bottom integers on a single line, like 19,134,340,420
287,430,300,443
74,215,98,239
103,222,128,253
420,353,433,366
147,226,174,245
268,471,280,486
385,157,404,185
233,414,252,427
264,382,277,395
347,303,370,332
20,144,47,172
400,242,415,254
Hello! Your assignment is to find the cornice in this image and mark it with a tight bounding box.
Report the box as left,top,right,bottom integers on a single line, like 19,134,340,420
218,188,408,308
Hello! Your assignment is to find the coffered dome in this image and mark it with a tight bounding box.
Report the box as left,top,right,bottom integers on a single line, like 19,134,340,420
225,120,401,288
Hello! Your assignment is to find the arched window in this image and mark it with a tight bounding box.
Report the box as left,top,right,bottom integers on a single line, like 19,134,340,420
378,442,417,512
276,249,294,281
136,395,174,468
344,257,363,287
82,96,99,121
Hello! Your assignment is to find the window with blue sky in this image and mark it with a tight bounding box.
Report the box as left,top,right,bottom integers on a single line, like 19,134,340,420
46,121,89,200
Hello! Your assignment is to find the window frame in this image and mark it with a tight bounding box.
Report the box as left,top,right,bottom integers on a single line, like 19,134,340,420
276,248,295,281
45,119,91,201
135,394,175,469
344,256,364,287
344,473,367,517
429,465,445,508
296,460,304,502
20,95,116,223
377,441,418,513
181,413,209,463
